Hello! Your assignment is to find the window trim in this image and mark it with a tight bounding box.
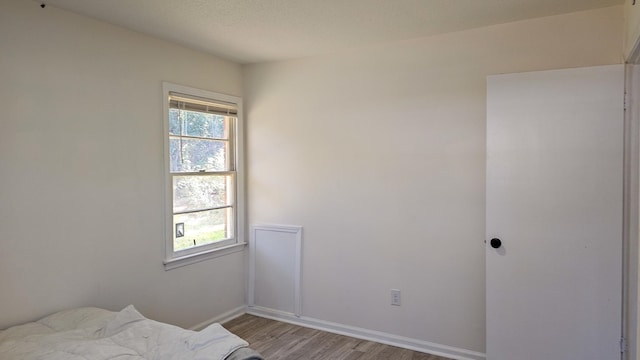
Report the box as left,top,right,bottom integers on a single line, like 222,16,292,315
162,82,246,270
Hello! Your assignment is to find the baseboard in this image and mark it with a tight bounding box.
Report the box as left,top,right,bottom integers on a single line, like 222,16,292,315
188,305,248,331
246,306,486,360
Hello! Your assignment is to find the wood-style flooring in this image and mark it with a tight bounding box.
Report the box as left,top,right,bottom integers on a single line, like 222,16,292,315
223,314,452,360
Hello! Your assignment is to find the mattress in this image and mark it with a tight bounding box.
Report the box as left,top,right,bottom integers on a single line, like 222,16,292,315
0,305,262,360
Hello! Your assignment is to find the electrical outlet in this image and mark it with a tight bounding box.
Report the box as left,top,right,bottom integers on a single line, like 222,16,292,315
391,289,401,306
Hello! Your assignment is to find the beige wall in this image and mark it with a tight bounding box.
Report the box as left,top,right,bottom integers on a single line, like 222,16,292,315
0,0,244,329
244,6,623,353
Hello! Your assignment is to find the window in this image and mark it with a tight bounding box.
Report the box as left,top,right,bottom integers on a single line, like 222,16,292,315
162,83,245,269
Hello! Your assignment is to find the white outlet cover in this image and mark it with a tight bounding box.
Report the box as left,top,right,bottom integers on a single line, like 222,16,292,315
391,289,401,306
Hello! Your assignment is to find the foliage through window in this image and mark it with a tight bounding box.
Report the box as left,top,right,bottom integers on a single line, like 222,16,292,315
163,83,244,266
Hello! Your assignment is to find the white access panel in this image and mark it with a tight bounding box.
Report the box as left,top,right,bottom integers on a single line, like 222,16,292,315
249,224,302,316
486,65,624,360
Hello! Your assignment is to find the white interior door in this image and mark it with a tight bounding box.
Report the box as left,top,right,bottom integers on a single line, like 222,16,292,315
486,65,624,360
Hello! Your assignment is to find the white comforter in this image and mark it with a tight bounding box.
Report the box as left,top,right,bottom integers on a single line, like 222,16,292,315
0,305,248,360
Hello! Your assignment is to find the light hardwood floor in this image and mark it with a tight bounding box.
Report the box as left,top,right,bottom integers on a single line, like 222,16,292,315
223,314,452,360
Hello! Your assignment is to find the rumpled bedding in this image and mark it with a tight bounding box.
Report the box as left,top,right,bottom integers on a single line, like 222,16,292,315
0,305,250,360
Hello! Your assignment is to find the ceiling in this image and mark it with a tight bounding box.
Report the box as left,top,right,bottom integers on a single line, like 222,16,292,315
42,0,623,64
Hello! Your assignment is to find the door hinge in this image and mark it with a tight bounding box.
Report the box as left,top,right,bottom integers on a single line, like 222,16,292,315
624,91,629,112
620,337,626,353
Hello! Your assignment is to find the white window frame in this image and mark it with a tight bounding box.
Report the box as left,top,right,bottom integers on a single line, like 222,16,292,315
162,82,245,270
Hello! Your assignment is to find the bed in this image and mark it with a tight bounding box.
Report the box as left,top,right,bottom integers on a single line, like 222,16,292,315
0,305,263,360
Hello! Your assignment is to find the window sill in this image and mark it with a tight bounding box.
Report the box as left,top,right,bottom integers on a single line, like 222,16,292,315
163,242,246,271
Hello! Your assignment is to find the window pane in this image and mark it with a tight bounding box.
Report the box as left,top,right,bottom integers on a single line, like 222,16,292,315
169,108,181,135
169,137,228,172
173,175,232,212
173,208,233,251
169,108,227,139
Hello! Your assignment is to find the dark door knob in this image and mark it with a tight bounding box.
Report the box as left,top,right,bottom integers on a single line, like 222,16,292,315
490,238,502,249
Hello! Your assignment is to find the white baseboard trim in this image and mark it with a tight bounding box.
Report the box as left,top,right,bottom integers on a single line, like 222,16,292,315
246,306,486,360
189,305,248,331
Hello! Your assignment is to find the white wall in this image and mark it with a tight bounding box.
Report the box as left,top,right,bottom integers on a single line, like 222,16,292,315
0,0,244,330
625,63,640,360
244,6,623,353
